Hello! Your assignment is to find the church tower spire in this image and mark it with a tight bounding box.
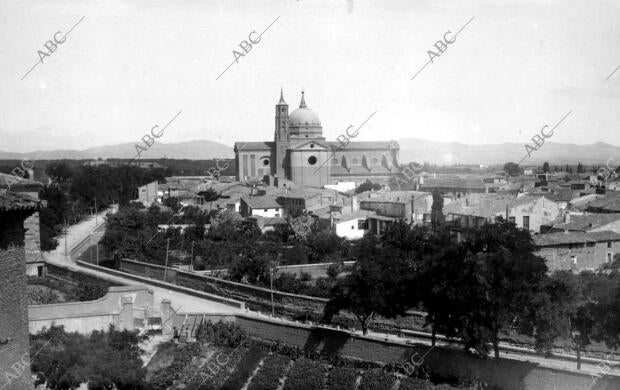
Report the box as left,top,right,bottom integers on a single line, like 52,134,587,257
299,90,307,108
275,88,289,142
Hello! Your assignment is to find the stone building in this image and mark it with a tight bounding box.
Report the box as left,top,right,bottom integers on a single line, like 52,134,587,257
533,230,620,271
234,90,400,188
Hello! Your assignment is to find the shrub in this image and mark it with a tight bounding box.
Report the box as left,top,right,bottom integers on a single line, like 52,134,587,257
360,369,395,390
148,343,201,389
326,366,358,390
247,354,290,390
195,320,247,348
283,358,326,390
398,377,434,390
220,346,266,390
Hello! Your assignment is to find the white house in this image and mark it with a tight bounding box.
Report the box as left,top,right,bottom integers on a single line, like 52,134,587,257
240,195,282,218
333,210,373,240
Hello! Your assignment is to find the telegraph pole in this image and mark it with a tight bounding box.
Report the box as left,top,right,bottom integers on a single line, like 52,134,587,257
96,244,99,266
190,240,194,271
64,219,68,256
163,238,170,282
94,197,98,226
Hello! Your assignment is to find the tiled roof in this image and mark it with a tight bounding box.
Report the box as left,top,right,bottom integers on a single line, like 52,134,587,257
334,209,374,223
586,193,620,212
0,191,41,211
241,195,281,209
326,141,398,150
234,142,273,151
446,195,546,219
533,230,620,246
548,213,620,231
420,176,486,190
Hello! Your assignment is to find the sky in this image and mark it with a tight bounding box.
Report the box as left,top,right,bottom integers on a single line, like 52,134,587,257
0,0,619,153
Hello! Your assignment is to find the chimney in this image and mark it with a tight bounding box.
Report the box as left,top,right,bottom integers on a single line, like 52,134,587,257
564,212,570,224
351,195,359,212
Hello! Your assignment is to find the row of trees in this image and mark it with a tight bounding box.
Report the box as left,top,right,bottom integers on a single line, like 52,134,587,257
323,219,620,367
101,204,352,280
37,164,167,249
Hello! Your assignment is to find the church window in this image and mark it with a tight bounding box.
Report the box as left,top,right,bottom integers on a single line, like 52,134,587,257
308,156,317,165
310,144,314,148
263,159,269,166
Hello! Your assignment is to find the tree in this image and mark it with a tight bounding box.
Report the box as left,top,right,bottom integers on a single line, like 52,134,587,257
542,162,549,173
355,180,382,194
430,189,444,230
503,162,521,176
289,212,318,241
322,233,411,334
457,218,548,358
197,188,221,212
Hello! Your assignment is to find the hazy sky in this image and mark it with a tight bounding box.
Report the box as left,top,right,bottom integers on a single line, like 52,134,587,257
0,0,619,153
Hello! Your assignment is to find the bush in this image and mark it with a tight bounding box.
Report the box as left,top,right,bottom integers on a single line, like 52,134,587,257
148,342,201,390
398,377,434,390
195,320,247,348
326,366,358,390
283,358,326,390
220,346,266,390
247,354,290,390
360,369,395,390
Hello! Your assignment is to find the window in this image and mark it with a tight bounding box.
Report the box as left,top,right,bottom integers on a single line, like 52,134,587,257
571,255,577,264
264,209,268,212
308,156,317,165
607,252,613,263
523,216,530,230
608,242,612,248
263,159,269,166
358,219,368,229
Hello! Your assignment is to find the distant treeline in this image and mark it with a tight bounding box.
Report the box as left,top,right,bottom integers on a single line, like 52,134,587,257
0,158,237,179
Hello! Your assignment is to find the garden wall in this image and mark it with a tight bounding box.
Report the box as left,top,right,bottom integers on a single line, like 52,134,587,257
179,312,620,390
28,286,155,334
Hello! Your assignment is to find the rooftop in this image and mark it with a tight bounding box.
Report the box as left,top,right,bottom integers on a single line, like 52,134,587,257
548,213,620,231
0,191,42,212
241,195,281,209
533,230,620,246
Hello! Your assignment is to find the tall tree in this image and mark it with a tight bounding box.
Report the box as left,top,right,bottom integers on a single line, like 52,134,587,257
503,162,521,176
458,218,548,358
430,189,444,231
542,161,550,173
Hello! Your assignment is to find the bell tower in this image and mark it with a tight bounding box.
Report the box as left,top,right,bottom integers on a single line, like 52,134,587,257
275,88,288,141
274,88,290,186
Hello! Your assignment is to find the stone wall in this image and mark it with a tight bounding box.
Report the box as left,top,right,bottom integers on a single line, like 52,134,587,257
181,312,620,390
28,285,155,335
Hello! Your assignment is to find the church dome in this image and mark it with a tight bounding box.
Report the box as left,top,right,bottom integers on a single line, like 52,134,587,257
288,91,322,137
289,107,321,127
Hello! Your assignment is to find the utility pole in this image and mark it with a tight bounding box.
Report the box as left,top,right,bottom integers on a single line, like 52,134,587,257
270,266,275,317
190,240,194,271
96,243,99,266
163,238,170,282
94,197,98,226
64,219,68,256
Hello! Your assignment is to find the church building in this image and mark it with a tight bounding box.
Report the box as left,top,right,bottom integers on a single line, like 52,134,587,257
234,90,400,188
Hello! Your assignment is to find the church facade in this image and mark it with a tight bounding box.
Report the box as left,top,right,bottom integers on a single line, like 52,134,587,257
234,90,400,188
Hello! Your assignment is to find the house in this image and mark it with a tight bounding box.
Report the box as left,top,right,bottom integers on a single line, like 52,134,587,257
240,195,282,218
533,231,620,271
332,210,373,240
444,194,560,233
585,192,620,213
137,181,159,205
541,213,620,235
250,215,288,233
358,190,432,226
418,175,487,197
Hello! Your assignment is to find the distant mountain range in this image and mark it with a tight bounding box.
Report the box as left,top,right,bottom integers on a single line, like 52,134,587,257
0,140,233,160
398,138,620,166
0,138,618,165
